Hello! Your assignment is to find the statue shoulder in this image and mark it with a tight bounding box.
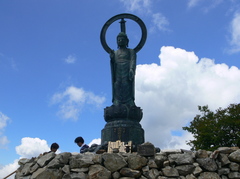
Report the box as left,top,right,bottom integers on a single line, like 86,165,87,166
129,48,136,54
129,48,136,58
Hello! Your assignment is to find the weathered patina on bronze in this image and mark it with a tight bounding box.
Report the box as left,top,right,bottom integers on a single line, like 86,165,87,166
110,32,136,106
100,13,147,146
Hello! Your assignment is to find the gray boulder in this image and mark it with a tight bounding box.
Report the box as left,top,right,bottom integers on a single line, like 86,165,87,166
229,149,240,162
102,153,127,172
88,164,111,179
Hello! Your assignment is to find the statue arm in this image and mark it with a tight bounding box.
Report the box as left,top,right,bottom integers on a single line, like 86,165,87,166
110,50,115,82
110,50,115,103
110,49,115,60
129,49,136,81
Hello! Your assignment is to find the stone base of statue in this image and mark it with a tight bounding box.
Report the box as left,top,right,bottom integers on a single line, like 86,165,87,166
101,104,145,146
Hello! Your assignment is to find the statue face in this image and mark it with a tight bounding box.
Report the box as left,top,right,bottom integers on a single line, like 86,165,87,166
117,36,128,47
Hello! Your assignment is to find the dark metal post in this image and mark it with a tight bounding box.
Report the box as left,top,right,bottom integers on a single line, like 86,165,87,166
119,18,126,33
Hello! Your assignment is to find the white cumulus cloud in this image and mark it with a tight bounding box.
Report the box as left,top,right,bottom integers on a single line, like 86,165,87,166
119,0,151,14
0,112,10,130
0,159,19,179
0,137,50,179
228,12,240,53
51,86,106,121
150,13,170,33
0,112,10,148
135,46,240,149
88,138,101,147
16,137,49,158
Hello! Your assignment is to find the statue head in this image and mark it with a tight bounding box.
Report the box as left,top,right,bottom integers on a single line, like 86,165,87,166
117,32,129,48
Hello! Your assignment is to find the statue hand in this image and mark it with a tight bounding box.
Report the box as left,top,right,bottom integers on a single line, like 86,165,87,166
129,69,134,81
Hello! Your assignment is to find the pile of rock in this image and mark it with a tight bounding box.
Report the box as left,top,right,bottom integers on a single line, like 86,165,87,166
15,146,240,179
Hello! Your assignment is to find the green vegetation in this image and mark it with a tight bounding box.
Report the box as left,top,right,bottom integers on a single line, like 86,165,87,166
183,104,240,151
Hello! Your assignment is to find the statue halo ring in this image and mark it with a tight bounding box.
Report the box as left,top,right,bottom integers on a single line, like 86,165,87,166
100,13,147,53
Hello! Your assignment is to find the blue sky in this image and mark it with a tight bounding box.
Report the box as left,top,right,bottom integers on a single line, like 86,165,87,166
1,0,240,177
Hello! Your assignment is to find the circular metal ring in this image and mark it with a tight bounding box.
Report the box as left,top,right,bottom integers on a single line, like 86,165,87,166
100,13,147,53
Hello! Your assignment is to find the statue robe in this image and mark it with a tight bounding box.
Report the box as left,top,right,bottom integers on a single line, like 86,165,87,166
110,48,136,106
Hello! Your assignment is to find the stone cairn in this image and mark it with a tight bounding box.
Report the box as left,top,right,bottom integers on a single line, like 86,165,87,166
15,144,240,179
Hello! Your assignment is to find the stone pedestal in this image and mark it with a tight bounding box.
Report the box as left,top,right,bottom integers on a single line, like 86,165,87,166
101,104,145,146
